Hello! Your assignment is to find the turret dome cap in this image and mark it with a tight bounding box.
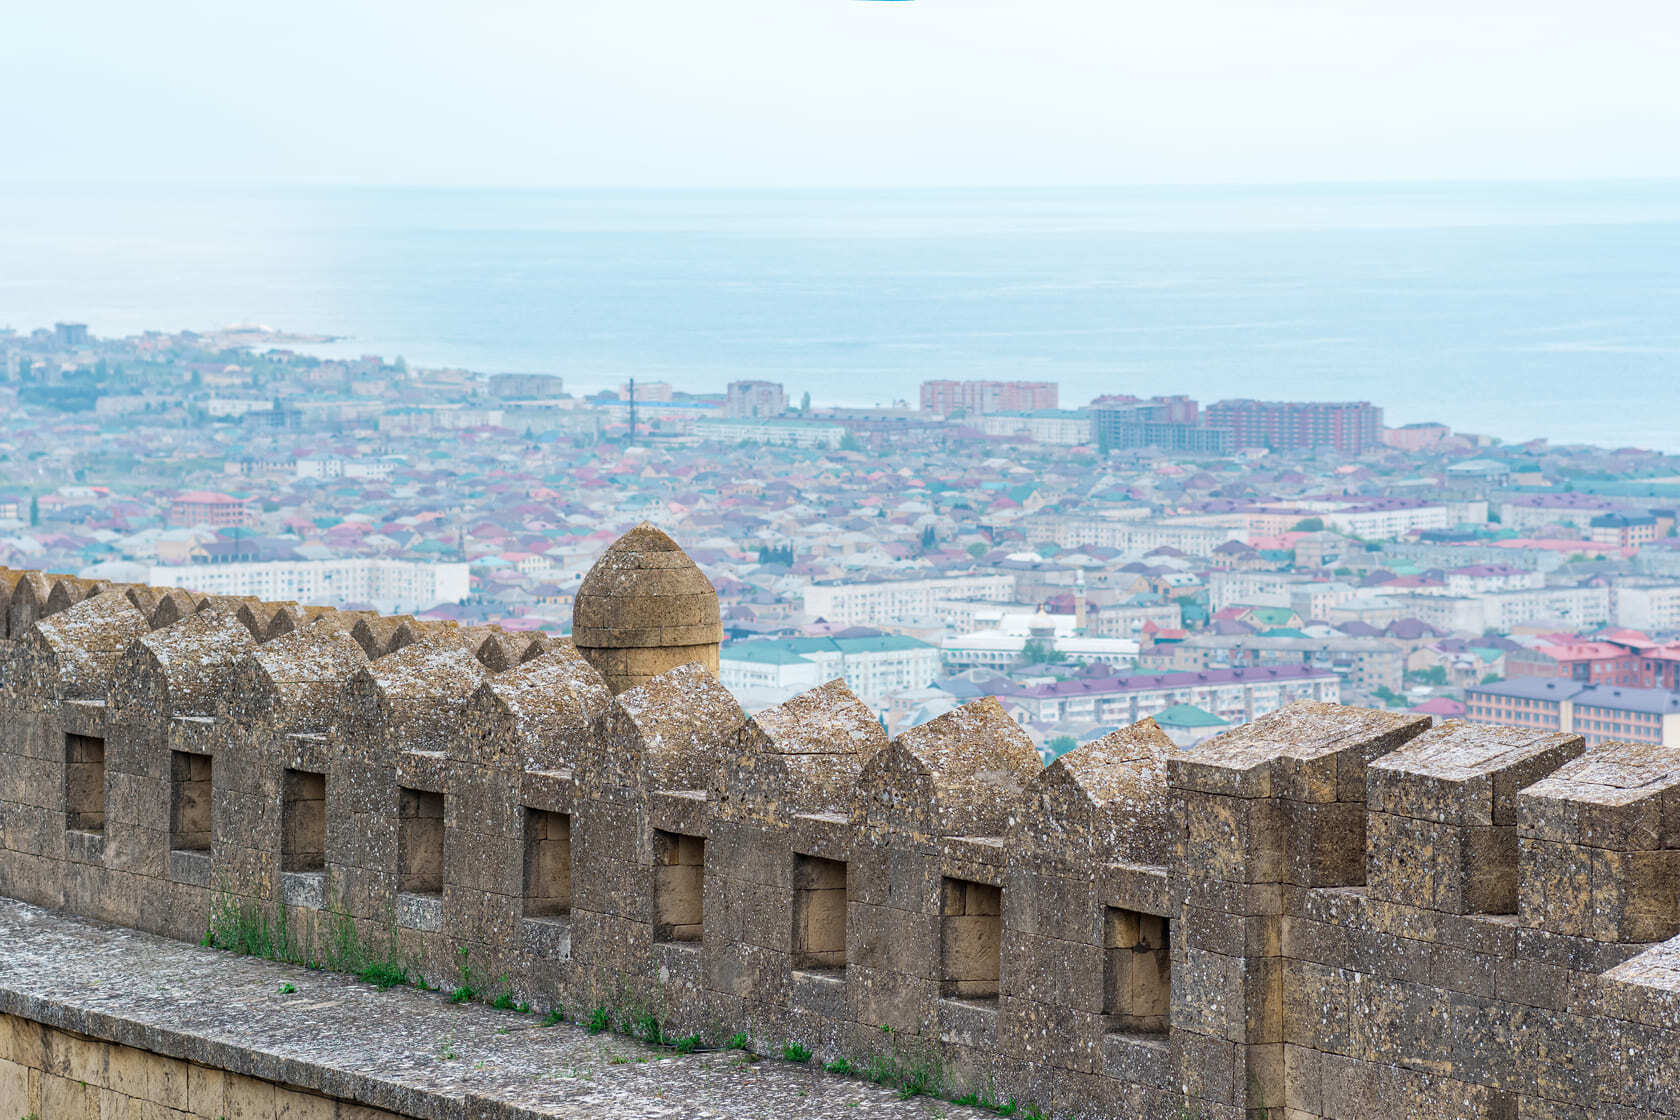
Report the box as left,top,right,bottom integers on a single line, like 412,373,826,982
571,523,723,649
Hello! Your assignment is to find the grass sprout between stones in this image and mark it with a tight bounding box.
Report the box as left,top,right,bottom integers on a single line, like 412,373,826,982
202,891,1057,1117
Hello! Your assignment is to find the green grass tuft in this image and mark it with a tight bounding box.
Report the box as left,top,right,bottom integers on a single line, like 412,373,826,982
781,1042,812,1063
358,960,409,990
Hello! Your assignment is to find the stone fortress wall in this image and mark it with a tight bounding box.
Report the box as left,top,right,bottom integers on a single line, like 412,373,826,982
0,1012,405,1120
2,523,1680,1120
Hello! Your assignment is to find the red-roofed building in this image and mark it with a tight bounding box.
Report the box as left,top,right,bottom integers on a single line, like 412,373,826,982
1507,640,1644,686
168,491,255,529
1637,643,1680,692
1409,697,1467,719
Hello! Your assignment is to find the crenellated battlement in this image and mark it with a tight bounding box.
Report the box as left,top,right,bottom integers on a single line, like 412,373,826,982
5,532,1680,1120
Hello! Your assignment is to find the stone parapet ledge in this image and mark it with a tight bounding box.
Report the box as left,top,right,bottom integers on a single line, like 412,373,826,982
0,896,988,1120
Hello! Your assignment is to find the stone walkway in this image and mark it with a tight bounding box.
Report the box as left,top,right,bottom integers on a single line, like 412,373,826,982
0,898,994,1119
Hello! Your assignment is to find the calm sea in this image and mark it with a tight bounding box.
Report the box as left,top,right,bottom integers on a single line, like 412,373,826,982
2,182,1678,450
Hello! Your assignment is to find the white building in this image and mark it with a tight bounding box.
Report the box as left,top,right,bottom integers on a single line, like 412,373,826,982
294,456,399,482
204,397,272,418
1209,571,1301,612
1321,503,1455,541
975,410,1096,446
991,665,1339,729
1028,517,1244,557
695,419,844,449
146,559,470,614
1481,585,1612,631
801,574,1016,627
725,380,787,419
1443,566,1545,596
1498,498,1621,532
1615,581,1680,631
1361,592,1483,632
940,631,1139,670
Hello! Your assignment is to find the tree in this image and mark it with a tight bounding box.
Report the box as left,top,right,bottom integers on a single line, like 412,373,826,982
839,432,863,452
1407,665,1448,687
920,525,937,551
1374,685,1406,707
800,391,811,414
1020,639,1066,665
966,543,987,559
1291,517,1325,532
1046,735,1079,757
1481,673,1502,684
28,495,39,526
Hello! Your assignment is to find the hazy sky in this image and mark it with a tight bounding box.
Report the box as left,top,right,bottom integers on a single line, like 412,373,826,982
6,1,1679,187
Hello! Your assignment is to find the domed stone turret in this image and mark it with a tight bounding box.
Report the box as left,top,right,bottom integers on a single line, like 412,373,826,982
571,522,723,695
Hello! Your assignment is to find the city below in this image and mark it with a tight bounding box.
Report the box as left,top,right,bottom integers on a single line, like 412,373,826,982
6,320,1680,758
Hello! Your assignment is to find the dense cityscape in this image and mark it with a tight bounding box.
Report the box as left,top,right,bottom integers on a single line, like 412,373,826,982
6,319,1680,758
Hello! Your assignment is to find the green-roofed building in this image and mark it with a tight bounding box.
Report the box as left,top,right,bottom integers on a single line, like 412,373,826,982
1150,703,1231,748
718,633,940,704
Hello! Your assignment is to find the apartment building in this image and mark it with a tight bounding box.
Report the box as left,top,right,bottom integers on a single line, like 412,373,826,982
1497,496,1622,532
146,558,470,614
1482,585,1613,630
294,456,398,481
1085,597,1183,638
725,380,787,419
919,379,1057,416
1466,679,1680,747
1365,592,1487,633
1204,399,1383,455
695,419,843,449
718,633,939,702
1315,501,1457,540
992,664,1339,728
1091,396,1231,454
1444,565,1544,595
1507,640,1645,685
1616,581,1680,630
488,373,565,399
1379,585,1613,633
1209,570,1300,612
167,491,255,529
940,632,1139,670
1154,633,1403,693
802,573,1017,627
1590,513,1660,548
975,410,1096,446
1030,517,1243,557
